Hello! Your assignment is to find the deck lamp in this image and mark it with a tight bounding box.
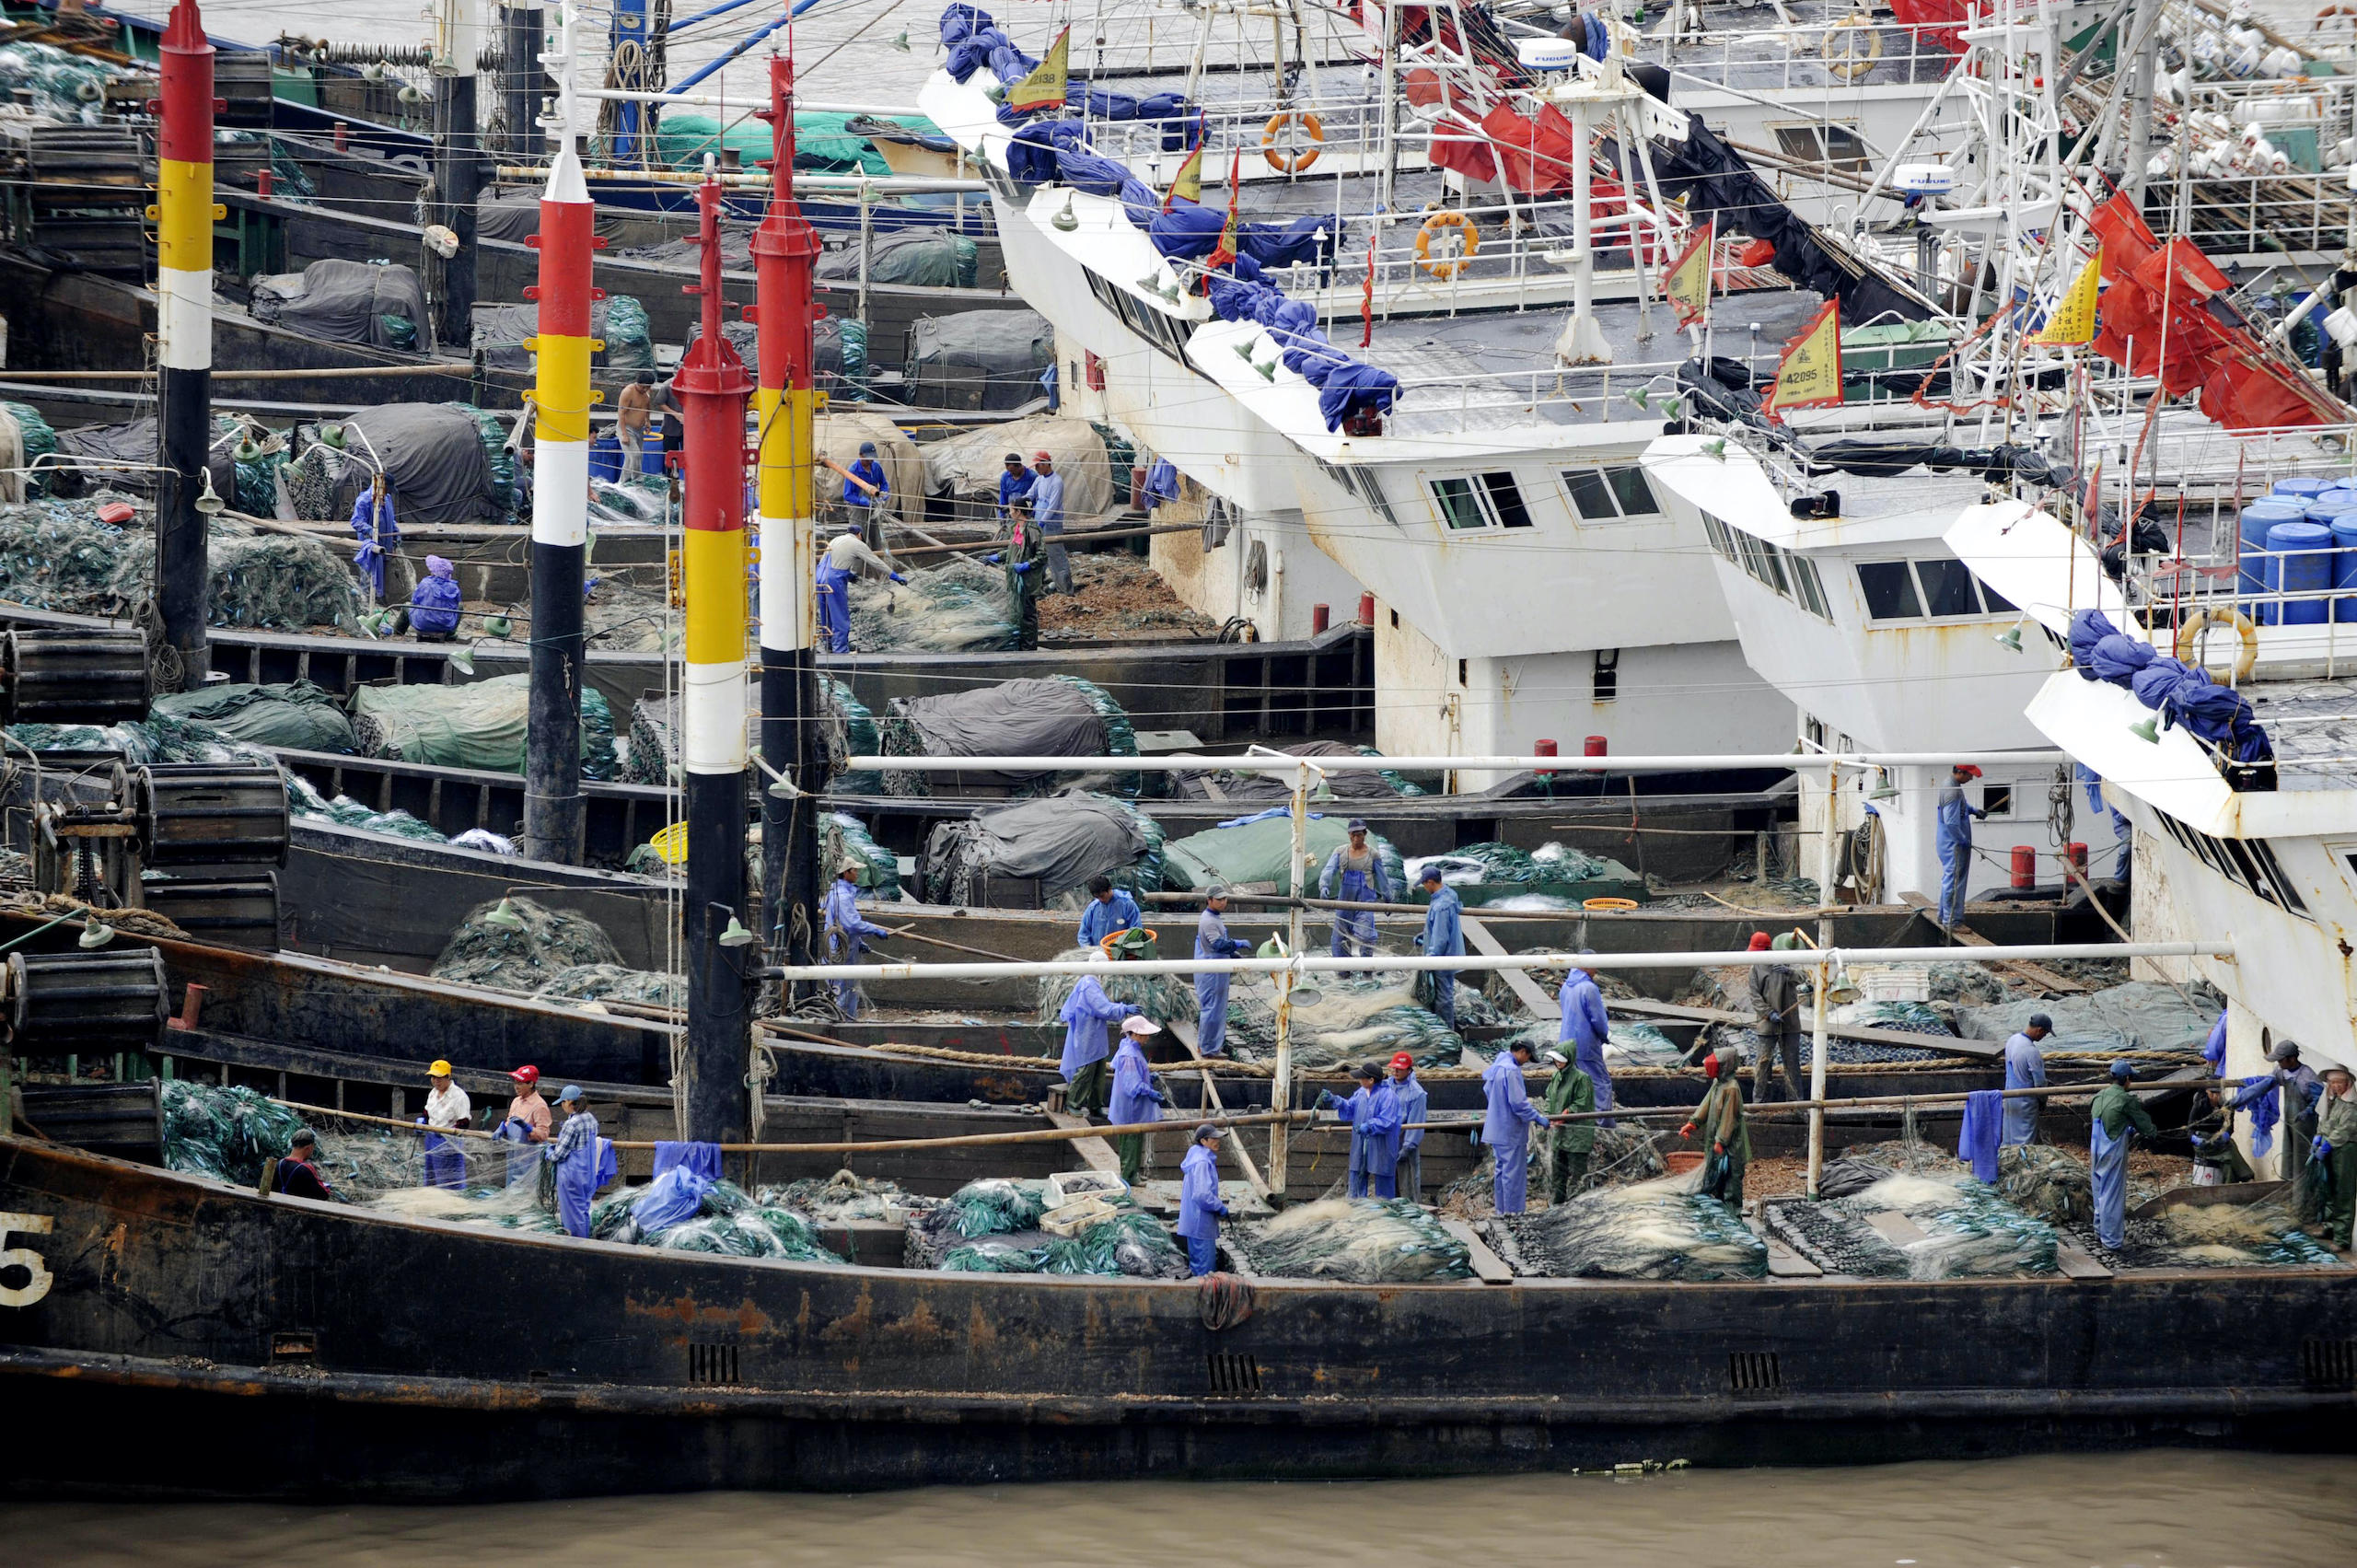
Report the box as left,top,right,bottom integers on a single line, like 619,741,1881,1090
1053,195,1078,231
448,643,477,676
483,615,514,639
194,475,226,517
482,898,527,931
890,29,910,49
1700,439,1727,461
76,914,114,950
1994,619,2026,653
2129,715,2162,744
717,915,757,948
1867,770,1898,803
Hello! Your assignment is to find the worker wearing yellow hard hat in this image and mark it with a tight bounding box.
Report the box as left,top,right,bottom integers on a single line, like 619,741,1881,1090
421,1060,470,1191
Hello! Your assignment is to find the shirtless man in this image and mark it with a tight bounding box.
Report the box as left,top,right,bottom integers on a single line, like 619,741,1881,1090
615,371,656,472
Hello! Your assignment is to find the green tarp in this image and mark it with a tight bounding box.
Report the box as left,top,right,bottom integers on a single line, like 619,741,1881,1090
1162,815,1404,896
353,673,616,780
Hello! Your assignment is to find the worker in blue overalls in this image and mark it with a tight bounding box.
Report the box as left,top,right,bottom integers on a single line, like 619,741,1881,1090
1936,763,1988,927
823,859,891,1017
1319,819,1391,957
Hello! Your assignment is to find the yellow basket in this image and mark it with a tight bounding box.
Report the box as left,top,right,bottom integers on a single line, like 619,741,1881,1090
648,822,690,865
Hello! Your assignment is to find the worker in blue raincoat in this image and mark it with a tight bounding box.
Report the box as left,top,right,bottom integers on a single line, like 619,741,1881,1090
1193,886,1250,1056
545,1086,600,1238
1177,1122,1230,1276
1388,1051,1429,1202
2089,1059,2158,1250
1106,1016,1169,1183
1319,819,1391,957
1076,874,1143,948
1480,1038,1552,1214
1320,1062,1403,1198
401,553,463,640
995,451,1035,519
1558,953,1613,1123
842,441,890,546
2002,1015,2050,1145
350,470,401,602
1936,763,1988,927
823,859,891,1017
813,523,905,655
2077,763,2131,880
1412,865,1465,1029
1059,951,1139,1115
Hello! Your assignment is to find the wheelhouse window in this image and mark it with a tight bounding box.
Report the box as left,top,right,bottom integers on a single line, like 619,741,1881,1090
1705,509,1831,623
1563,464,1661,521
1855,558,2015,622
1429,471,1536,529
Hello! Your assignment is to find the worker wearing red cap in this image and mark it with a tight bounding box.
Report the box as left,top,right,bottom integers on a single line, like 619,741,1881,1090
1747,931,1804,1102
497,1064,552,1187
1936,765,1990,927
1681,1045,1751,1208
1318,1062,1403,1198
1028,450,1072,593
1387,1051,1428,1202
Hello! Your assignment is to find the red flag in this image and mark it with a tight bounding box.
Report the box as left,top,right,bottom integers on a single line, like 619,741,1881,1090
1360,232,1376,347
1205,147,1242,273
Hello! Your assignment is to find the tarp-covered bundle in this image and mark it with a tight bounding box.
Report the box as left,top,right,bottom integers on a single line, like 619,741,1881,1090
471,296,656,373
1178,741,1411,805
1769,1172,2059,1280
655,109,907,177
1203,273,1399,433
432,895,621,993
318,403,506,528
690,316,870,400
354,673,617,780
904,309,1053,410
878,674,1138,796
922,415,1112,521
1162,813,1404,895
151,679,356,754
1232,1197,1472,1283
1499,1169,1767,1280
921,790,1163,905
1404,840,1645,909
823,810,902,899
1959,981,2221,1055
2067,608,2271,783
812,412,924,528
250,259,432,352
849,554,1016,652
52,417,233,500
818,231,980,289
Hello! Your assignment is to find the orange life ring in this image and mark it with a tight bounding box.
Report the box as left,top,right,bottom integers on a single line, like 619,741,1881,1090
1414,210,1480,280
1261,110,1325,174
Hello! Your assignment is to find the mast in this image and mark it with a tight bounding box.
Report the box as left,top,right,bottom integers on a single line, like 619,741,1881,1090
677,168,757,1147
523,1,588,864
432,0,482,346
752,52,824,997
154,0,215,691
503,1,545,159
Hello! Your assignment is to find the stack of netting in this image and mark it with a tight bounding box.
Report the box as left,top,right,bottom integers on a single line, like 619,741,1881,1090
1356,746,1434,796
0,41,135,122
165,1080,424,1202
217,418,287,517
1404,841,1644,911
620,692,677,786
879,675,1140,798
848,556,1016,652
588,475,668,524
1499,1168,1767,1281
446,404,517,517
0,502,360,630
1224,971,1471,1071
592,1173,843,1260
152,680,357,754
536,965,684,1009
1230,1197,1471,1283
824,812,903,900
1995,1144,2093,1226
0,403,56,496
353,674,617,781
2110,1200,2340,1270
920,791,1162,906
284,771,445,842
1160,813,1405,896
1035,949,1199,1028
822,678,886,795
906,1177,1185,1277
1769,1172,2059,1280
431,896,621,993
1823,999,1959,1064
759,1169,931,1224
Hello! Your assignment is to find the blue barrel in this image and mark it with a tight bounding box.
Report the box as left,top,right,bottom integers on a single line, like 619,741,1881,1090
640,433,666,475
2271,519,2334,624
588,434,623,483
2332,519,2357,621
2274,476,2336,501
2305,496,2357,527
2241,501,2305,624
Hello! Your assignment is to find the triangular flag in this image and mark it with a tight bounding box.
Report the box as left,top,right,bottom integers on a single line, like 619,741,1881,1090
1007,27,1070,112
1763,298,1843,419
1205,147,1242,273
1164,141,1202,212
2031,244,2102,346
1661,221,1713,329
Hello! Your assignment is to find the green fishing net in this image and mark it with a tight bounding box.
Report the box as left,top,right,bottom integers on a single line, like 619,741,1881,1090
1500,1168,1767,1281
848,555,1017,653
0,41,130,122
823,811,901,899
431,895,622,993
1035,948,1197,1028
653,1202,842,1261
1,403,57,497
535,963,685,1009
2108,1200,2342,1270
932,1210,1185,1277
152,679,356,754
443,402,517,517
1222,970,1472,1072
0,500,360,631
1994,1144,2093,1226
758,1170,928,1224
1769,1171,2059,1281
282,771,446,842
820,677,885,795
597,297,656,373
943,1176,1049,1237
353,673,616,781
162,1080,309,1186
1231,1196,1472,1283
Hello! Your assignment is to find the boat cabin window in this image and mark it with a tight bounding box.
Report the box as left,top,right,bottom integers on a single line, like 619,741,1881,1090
1562,464,1661,521
1428,472,1533,529
1856,559,2016,622
2154,810,2312,918
1772,122,1872,172
1980,783,2013,818
1703,510,1833,622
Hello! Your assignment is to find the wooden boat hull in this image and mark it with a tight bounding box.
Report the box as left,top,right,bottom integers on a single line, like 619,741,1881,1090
0,1137,2349,1499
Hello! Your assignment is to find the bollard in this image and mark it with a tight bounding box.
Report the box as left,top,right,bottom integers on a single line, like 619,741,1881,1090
2010,844,2037,889
1312,603,1330,633
1357,591,1375,625
1584,736,1608,756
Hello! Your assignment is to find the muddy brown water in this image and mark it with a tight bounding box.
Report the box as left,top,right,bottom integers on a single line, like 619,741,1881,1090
9,1451,2354,1566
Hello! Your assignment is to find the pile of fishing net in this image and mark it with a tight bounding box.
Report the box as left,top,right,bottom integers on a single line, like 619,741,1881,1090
1959,982,2223,1056
353,673,617,781
0,500,360,631
848,555,1017,653
880,674,1141,798
759,1169,932,1224
1035,949,1200,1028
1767,1172,2060,1280
824,811,903,900
588,474,668,524
921,791,1164,906
536,964,684,1010
1492,1167,1766,1281
2107,1199,2340,1271
0,403,56,498
1230,1197,1472,1283
432,896,622,993
821,678,886,795
1160,812,1405,896
0,41,131,122
165,1080,426,1202
906,1177,1187,1277
1994,1144,2094,1226
593,1169,844,1260
1404,842,1643,906
152,679,357,754
284,770,446,842
1224,971,1473,1071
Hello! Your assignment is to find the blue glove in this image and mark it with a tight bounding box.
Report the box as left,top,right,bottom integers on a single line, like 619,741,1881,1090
890,572,909,584
1318,1090,1339,1109
1151,1091,1171,1106
1411,935,1425,950
2313,1134,2334,1161
1013,561,1034,573
984,553,1002,564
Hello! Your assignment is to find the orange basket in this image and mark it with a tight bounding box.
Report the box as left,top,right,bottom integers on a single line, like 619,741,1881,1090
1584,897,1640,912
1664,1151,1705,1176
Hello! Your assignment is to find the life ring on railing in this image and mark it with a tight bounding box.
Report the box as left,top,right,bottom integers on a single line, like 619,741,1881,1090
1819,16,1884,82
1261,110,1325,174
1414,210,1480,280
2175,607,2260,682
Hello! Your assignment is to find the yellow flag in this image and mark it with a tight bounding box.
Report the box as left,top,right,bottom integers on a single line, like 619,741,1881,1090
1008,27,1070,112
1763,299,1843,418
1662,221,1713,328
2031,245,2102,346
1164,142,1202,211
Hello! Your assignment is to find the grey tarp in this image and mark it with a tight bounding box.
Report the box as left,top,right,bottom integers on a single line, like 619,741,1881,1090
904,309,1052,411
1959,981,2223,1055
923,793,1147,901
53,417,235,503
329,403,499,528
1179,740,1400,802
922,415,1111,520
249,260,431,352
472,298,655,373
817,231,979,288
476,190,542,244
885,678,1103,784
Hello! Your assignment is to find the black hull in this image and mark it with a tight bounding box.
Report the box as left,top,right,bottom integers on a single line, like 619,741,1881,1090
0,1140,2350,1499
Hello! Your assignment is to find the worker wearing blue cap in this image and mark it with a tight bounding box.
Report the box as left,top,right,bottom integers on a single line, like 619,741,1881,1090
1318,819,1390,957
2088,1061,2156,1251
546,1086,600,1238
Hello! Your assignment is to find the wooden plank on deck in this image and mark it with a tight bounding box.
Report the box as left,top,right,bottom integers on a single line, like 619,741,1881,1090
1461,915,1562,1017
1044,1109,1123,1176
1764,1237,1823,1278
2054,1238,2115,1280
1440,1218,1517,1284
